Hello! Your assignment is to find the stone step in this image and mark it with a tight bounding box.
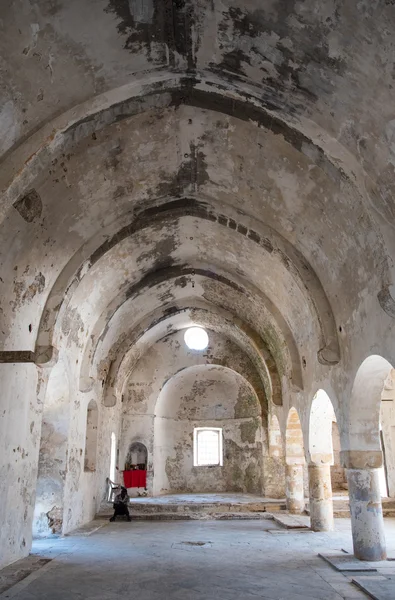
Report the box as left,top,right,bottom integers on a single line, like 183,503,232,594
98,500,286,517
273,513,310,529
96,511,274,521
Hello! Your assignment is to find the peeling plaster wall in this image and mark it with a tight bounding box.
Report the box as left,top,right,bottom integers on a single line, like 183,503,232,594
0,364,41,569
155,365,264,495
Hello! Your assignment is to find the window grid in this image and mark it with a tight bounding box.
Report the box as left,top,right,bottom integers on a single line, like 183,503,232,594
194,428,223,467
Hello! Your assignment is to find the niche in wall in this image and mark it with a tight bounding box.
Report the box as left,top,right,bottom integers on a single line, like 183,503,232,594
125,442,148,470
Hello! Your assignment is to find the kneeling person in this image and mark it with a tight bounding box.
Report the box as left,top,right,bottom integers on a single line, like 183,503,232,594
110,486,131,522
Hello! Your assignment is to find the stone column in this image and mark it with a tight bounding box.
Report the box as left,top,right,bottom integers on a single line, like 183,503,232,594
285,463,305,513
308,463,334,531
342,451,386,561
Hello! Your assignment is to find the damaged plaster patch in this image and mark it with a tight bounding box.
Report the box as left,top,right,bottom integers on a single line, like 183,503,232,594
11,272,46,310
61,306,85,346
13,189,43,223
46,505,63,534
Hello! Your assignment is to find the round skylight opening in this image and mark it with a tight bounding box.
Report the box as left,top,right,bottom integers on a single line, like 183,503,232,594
184,327,209,351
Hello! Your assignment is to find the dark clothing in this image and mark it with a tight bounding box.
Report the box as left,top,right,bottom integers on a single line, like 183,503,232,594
110,488,131,522
110,502,131,521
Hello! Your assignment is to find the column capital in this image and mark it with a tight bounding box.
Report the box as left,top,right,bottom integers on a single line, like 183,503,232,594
309,453,333,466
340,450,382,469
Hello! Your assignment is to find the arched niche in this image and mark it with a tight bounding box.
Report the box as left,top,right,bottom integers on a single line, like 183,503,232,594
125,442,148,470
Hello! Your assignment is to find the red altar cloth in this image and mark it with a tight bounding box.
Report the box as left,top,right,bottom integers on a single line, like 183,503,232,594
123,470,146,488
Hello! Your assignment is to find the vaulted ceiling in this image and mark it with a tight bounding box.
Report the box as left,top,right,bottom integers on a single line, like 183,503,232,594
1,0,395,407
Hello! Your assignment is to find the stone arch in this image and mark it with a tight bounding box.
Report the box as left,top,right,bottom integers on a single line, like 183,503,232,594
308,389,335,465
84,400,98,472
342,355,392,561
101,301,288,410
36,200,339,370
343,355,394,469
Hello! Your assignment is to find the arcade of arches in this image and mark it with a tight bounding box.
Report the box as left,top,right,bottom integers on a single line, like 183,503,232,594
2,0,395,582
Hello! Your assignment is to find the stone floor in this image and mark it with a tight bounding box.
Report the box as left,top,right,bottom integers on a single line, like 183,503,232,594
2,518,395,600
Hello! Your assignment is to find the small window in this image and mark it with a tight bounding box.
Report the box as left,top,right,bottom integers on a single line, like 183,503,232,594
110,432,117,481
84,400,98,472
193,427,223,466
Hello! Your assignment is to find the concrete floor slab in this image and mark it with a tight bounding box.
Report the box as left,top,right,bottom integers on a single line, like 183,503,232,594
5,517,395,600
319,554,378,572
352,576,395,600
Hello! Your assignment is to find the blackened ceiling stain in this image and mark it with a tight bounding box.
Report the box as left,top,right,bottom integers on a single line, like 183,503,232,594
105,0,199,69
155,141,209,198
124,265,245,302
214,5,346,102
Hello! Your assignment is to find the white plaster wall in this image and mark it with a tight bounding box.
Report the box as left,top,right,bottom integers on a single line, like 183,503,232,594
0,364,41,569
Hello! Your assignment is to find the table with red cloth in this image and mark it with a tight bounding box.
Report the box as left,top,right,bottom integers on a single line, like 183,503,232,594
123,469,147,488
